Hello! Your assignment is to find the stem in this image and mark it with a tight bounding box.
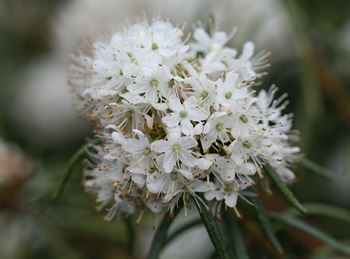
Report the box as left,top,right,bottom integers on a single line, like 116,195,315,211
124,216,134,255
52,138,101,202
195,200,230,259
224,212,249,259
148,206,182,259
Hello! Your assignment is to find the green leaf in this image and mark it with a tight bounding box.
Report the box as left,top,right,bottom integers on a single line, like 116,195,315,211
270,214,350,255
225,213,249,259
250,197,284,255
148,206,182,259
52,139,101,202
196,199,231,259
300,159,335,181
265,164,307,214
124,216,135,255
287,203,350,224
206,14,216,37
164,218,202,248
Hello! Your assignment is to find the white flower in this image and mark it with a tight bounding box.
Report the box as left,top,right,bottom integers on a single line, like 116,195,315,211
205,181,240,208
162,95,209,135
151,133,198,173
201,112,233,150
71,18,300,219
216,71,250,110
191,28,231,53
127,65,172,103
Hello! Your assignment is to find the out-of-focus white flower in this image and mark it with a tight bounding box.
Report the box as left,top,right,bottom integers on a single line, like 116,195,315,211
70,18,300,219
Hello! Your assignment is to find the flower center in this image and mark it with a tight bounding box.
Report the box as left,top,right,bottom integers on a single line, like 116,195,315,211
243,141,252,149
200,90,209,99
152,42,159,50
150,79,158,88
224,183,237,193
171,171,178,181
143,147,151,156
225,91,232,99
215,123,224,132
172,144,181,153
240,115,248,123
210,42,221,52
168,79,175,88
179,110,188,118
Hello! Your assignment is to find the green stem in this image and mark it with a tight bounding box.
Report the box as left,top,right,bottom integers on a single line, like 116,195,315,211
300,159,335,181
148,206,182,259
52,138,100,202
195,200,230,259
265,164,307,214
124,216,134,255
224,212,249,259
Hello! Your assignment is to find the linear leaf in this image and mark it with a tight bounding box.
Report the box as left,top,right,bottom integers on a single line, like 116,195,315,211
300,159,335,181
265,164,307,214
287,203,350,224
124,217,135,255
196,199,231,259
52,139,100,202
270,214,350,255
250,197,284,254
148,206,182,259
225,213,250,259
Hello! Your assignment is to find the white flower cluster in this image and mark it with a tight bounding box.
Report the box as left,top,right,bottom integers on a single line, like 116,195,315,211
70,19,300,219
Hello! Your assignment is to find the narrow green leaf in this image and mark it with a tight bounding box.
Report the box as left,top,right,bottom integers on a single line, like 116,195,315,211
300,159,335,181
265,164,307,214
124,216,135,255
225,213,249,259
270,214,350,255
164,218,202,248
52,139,100,202
250,197,284,255
196,199,230,259
148,206,182,259
206,14,216,36
287,203,350,224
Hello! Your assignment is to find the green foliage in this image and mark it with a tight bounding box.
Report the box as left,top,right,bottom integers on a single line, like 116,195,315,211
270,213,350,255
148,206,182,259
265,164,307,214
52,138,101,202
196,199,230,259
300,159,336,180
224,213,249,259
250,197,284,254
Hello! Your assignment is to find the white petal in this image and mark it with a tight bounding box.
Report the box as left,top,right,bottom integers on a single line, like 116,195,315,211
145,114,154,129
163,112,181,128
188,107,209,121
240,41,255,60
168,95,182,112
181,118,193,136
179,169,193,180
230,141,244,166
224,192,238,207
193,123,203,135
147,172,165,194
151,140,171,153
112,132,126,145
178,150,197,167
181,136,197,149
123,139,143,153
197,158,213,170
163,151,177,173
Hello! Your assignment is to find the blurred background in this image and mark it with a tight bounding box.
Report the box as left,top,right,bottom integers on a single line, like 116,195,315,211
0,0,349,258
